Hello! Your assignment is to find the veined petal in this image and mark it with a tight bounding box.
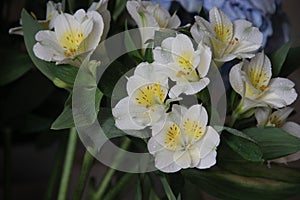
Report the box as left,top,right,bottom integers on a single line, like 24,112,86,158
229,62,245,96
181,105,208,143
209,7,233,43
255,107,272,127
112,97,144,130
261,77,297,108
197,150,217,169
191,16,214,45
268,107,294,127
195,126,220,158
244,52,272,90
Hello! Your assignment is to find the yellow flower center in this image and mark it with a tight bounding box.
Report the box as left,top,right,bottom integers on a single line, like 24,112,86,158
60,31,84,57
134,83,165,108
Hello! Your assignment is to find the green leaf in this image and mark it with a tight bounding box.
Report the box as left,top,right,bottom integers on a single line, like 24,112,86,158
183,169,300,200
215,126,263,162
215,126,255,142
144,42,154,63
218,143,300,184
243,127,300,160
270,38,297,77
1,50,32,86
280,46,300,77
160,176,177,200
21,9,78,90
51,104,74,130
112,0,127,21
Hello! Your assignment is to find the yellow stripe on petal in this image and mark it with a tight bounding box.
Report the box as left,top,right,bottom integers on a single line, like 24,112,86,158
182,118,203,142
164,123,181,151
134,83,166,108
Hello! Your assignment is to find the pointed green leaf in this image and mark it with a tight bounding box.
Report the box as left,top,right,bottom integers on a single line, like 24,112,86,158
270,38,297,77
243,127,300,160
183,169,300,200
160,176,177,200
280,46,300,77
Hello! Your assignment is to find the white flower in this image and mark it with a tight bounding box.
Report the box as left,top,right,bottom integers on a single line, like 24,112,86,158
33,9,104,67
255,107,300,164
112,62,173,130
229,52,297,114
191,7,263,64
126,0,180,49
148,104,220,173
9,1,62,35
153,34,211,98
88,0,111,41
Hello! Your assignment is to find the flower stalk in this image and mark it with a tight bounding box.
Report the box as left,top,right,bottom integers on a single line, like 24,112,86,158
57,128,78,200
92,138,131,200
73,150,94,200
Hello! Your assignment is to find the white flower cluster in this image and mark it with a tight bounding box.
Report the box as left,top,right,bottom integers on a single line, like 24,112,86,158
112,1,298,172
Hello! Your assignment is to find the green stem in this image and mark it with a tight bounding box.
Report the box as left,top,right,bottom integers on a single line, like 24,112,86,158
92,138,131,200
73,150,94,200
43,135,67,200
229,110,239,127
3,129,12,200
57,128,78,200
67,0,75,13
103,173,134,200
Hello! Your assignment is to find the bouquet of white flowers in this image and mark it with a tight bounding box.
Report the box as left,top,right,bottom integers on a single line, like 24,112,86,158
4,0,300,199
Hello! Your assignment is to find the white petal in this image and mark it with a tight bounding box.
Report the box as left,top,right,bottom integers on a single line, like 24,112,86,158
197,150,217,169
282,122,300,138
191,16,213,44
112,97,144,130
169,105,187,125
255,107,272,127
171,34,194,59
245,52,272,87
195,126,220,158
270,107,294,127
197,43,212,77
209,7,233,43
54,13,80,41
81,11,104,51
155,150,181,173
233,19,263,48
183,104,208,132
174,150,191,169
229,62,245,96
168,13,181,28
169,78,209,98
261,78,297,108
